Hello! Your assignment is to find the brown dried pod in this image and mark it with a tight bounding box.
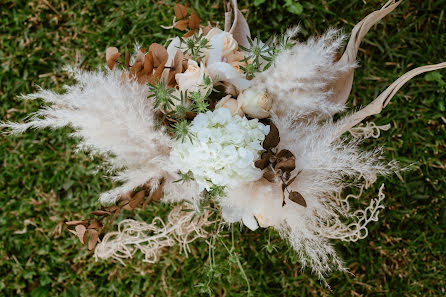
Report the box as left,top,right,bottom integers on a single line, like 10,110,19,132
174,19,189,31
275,158,295,173
174,3,188,20
75,224,87,244
188,12,200,30
149,43,168,68
289,191,307,207
87,228,99,250
263,122,280,150
283,170,291,181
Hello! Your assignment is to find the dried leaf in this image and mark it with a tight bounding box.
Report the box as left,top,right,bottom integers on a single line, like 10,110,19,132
275,159,295,172
188,12,200,30
125,45,129,69
286,174,298,187
174,19,189,31
106,47,119,61
106,48,121,70
151,183,164,202
263,169,275,183
143,52,154,75
254,157,269,170
87,228,99,250
149,43,168,68
151,59,167,84
289,191,307,207
129,190,146,209
276,149,294,160
174,3,188,20
65,220,88,226
183,29,195,38
107,205,120,212
168,50,184,87
91,210,111,216
129,61,143,78
263,122,280,149
88,220,103,230
75,224,87,244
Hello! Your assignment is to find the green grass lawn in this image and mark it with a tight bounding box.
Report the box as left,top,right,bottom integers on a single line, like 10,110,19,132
1,0,445,296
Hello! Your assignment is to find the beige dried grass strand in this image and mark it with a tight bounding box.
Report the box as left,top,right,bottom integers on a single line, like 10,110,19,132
327,0,402,105
336,62,446,137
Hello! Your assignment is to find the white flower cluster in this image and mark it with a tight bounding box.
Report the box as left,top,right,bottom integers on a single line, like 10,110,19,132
170,108,269,191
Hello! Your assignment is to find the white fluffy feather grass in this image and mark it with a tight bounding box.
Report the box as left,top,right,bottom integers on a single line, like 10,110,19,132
1,67,201,204
253,28,355,120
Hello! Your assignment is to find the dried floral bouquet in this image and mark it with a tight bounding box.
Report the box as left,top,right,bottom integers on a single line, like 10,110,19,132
2,0,445,283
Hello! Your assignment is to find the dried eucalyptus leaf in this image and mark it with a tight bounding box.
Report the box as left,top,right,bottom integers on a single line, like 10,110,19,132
275,158,295,172
87,229,99,250
183,30,195,38
129,190,145,209
289,191,307,207
91,210,111,216
263,169,275,183
106,52,121,70
149,43,168,68
144,52,154,75
254,157,269,170
174,3,188,20
88,220,103,230
75,224,87,244
66,220,88,226
174,19,189,31
263,122,280,149
151,184,164,202
276,149,294,160
188,12,200,30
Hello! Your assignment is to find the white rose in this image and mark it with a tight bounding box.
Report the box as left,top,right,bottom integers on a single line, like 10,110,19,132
237,88,273,119
206,29,239,62
221,32,238,58
215,95,244,117
175,60,210,95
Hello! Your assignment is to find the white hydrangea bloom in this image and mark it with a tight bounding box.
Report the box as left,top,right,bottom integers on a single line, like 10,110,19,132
170,108,269,191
